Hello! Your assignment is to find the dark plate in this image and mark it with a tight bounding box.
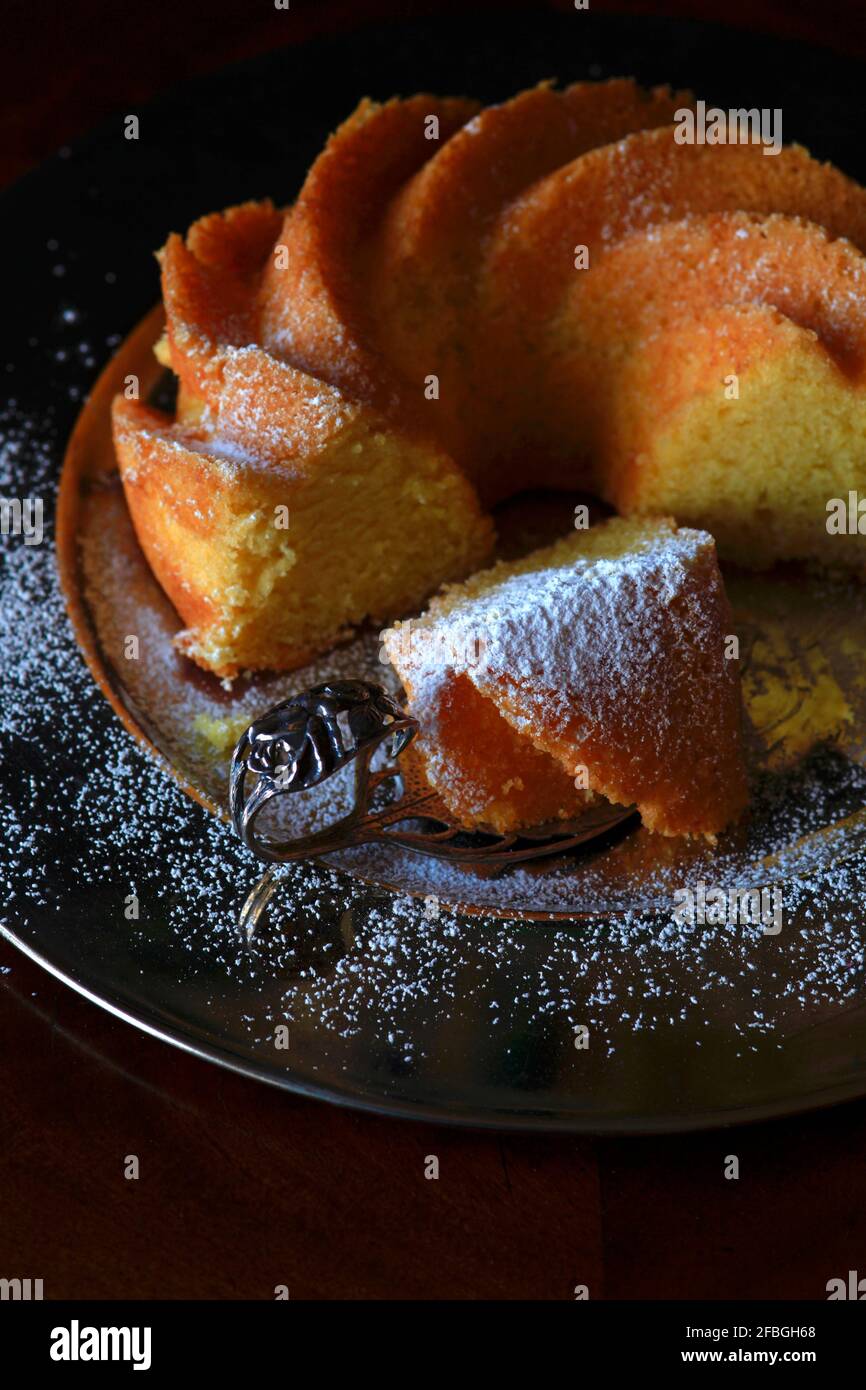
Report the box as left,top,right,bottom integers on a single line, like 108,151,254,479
2,8,866,1132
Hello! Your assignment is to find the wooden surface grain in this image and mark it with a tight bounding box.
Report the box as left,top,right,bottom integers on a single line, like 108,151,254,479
3,0,866,1299
4,937,866,1299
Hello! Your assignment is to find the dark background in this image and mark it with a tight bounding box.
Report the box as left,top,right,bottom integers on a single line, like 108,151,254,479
4,0,866,187
2,0,866,1299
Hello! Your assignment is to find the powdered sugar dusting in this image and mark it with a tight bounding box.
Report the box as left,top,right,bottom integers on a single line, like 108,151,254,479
3,392,866,1087
407,526,710,745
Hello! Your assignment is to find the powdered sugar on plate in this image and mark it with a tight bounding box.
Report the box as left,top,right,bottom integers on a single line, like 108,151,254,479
2,388,866,1078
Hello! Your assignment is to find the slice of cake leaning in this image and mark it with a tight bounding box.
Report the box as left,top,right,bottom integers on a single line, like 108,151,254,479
383,517,748,838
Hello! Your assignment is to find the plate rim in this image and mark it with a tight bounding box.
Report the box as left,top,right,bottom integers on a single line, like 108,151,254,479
7,917,866,1136
7,5,866,1133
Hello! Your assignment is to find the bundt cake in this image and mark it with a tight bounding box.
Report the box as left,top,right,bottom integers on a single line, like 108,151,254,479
112,79,866,678
382,517,747,838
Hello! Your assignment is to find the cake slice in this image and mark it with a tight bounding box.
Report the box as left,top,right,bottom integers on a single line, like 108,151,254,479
382,517,748,838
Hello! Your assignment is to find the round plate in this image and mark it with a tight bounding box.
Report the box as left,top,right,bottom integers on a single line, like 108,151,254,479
3,8,866,1132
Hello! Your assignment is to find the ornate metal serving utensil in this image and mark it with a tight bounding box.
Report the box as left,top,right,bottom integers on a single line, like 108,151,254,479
229,680,638,939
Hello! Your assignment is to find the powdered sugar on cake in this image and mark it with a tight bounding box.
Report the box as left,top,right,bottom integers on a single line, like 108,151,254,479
389,520,745,833
410,529,710,741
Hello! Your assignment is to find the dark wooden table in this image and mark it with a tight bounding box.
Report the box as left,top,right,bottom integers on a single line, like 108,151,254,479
3,0,866,1300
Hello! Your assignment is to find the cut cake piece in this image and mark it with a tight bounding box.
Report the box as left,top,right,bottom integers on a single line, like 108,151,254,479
382,517,748,837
